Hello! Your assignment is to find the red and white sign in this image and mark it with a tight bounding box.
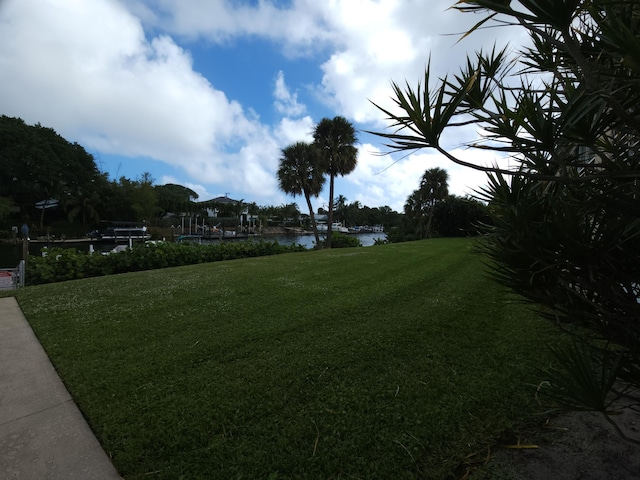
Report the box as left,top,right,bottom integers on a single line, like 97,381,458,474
0,271,14,288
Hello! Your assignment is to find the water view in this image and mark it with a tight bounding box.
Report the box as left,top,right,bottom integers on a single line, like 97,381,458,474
0,232,386,268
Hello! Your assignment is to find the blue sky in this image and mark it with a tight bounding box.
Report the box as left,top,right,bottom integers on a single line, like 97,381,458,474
0,0,521,212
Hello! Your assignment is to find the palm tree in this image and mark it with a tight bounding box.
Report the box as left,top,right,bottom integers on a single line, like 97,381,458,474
65,191,101,228
334,194,348,224
277,142,326,245
419,168,449,238
313,116,358,248
345,199,362,227
404,190,425,237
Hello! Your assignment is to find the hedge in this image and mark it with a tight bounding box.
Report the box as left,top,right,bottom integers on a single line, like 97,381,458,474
26,240,307,285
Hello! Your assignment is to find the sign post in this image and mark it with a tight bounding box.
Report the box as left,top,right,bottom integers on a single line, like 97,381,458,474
20,224,29,268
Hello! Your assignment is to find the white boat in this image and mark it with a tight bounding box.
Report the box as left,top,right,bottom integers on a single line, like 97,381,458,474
99,227,151,242
348,225,384,234
316,222,349,234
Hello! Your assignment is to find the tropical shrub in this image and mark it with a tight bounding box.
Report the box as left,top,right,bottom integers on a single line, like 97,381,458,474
27,240,307,285
371,0,640,424
314,232,361,249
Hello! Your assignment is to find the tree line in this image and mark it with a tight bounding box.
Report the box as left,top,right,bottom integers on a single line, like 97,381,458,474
276,116,487,246
389,167,490,242
0,115,401,239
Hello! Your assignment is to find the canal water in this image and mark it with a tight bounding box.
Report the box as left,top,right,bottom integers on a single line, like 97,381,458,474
0,232,386,268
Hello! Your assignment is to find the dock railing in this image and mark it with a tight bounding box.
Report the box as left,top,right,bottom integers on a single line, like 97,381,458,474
0,260,25,290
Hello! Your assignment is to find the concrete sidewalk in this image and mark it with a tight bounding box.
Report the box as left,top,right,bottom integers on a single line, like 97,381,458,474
0,297,121,479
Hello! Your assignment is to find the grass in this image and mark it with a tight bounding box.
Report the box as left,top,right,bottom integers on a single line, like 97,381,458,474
10,238,564,479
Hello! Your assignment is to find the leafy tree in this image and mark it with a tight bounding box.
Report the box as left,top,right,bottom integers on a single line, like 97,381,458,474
374,205,402,230
155,184,198,217
372,0,640,416
403,168,449,238
257,204,278,225
63,190,102,228
344,200,363,226
313,116,358,248
272,203,299,226
277,142,325,244
334,194,348,225
246,202,260,217
403,190,425,238
419,167,449,238
432,195,489,237
0,197,14,220
0,116,102,227
107,175,158,223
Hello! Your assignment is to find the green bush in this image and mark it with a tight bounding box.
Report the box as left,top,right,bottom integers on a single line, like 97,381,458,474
385,226,421,243
26,240,306,285
314,232,361,249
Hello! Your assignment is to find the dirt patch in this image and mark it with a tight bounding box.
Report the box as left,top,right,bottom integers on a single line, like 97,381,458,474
472,405,640,479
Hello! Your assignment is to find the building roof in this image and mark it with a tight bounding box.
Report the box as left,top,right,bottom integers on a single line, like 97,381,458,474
209,195,240,204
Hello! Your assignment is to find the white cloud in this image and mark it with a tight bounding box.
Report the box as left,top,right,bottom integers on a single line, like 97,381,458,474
124,1,503,208
0,0,528,213
312,1,530,125
137,0,528,127
344,143,509,212
273,71,306,117
0,0,287,202
130,0,336,50
274,116,315,146
346,144,429,212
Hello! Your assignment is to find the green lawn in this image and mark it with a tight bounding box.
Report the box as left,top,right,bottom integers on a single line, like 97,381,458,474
12,238,563,479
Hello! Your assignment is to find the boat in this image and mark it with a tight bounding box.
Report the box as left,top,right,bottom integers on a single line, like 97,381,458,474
176,234,203,244
99,226,151,242
348,226,371,234
316,222,349,234
201,229,237,239
347,225,383,234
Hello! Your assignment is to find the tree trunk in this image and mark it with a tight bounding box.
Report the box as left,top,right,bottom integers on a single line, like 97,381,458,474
326,174,335,249
305,193,321,246
425,203,435,239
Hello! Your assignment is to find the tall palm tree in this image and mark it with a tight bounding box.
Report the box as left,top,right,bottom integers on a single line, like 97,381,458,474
313,116,358,248
419,167,449,238
277,142,325,245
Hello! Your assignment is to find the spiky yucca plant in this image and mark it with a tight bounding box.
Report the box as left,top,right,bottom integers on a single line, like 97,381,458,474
371,0,640,430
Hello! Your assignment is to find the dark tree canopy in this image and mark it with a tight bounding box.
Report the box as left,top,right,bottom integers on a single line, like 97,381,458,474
402,168,449,239
155,183,199,216
432,195,489,238
0,115,101,215
0,116,169,231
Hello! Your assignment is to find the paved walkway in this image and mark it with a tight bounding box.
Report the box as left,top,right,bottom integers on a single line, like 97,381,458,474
0,297,122,479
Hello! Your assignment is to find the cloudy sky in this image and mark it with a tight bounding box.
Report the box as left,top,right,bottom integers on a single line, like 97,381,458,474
0,0,522,213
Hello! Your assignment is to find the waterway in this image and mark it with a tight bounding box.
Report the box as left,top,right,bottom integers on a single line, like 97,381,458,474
0,232,386,267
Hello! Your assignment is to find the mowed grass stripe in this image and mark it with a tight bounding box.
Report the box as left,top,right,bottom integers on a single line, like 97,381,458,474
14,238,561,479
